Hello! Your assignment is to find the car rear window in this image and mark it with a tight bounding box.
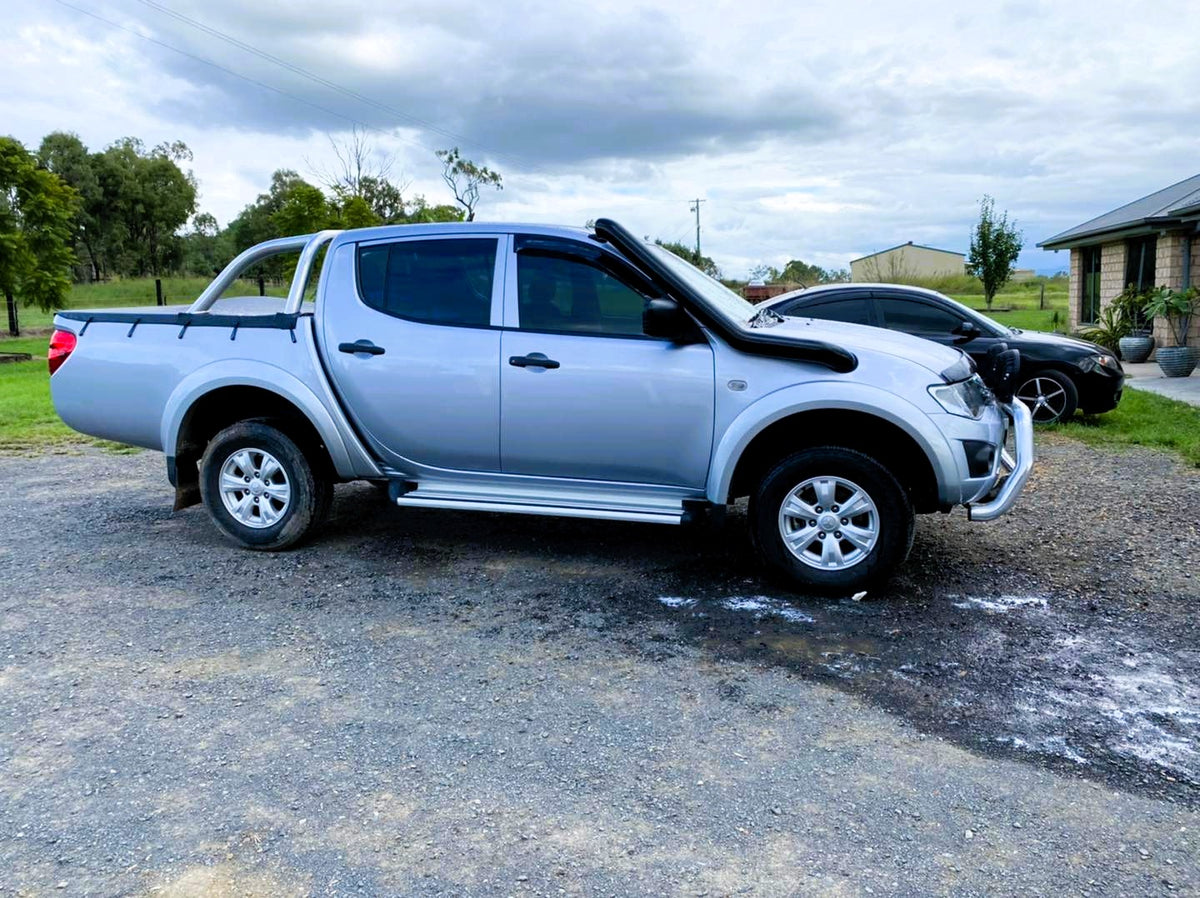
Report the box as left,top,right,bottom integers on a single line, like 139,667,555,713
877,297,961,335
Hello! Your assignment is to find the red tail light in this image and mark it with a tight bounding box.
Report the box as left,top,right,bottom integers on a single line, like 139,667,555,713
48,329,76,375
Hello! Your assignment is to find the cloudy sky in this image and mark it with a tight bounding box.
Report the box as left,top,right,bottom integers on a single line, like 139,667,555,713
4,0,1199,276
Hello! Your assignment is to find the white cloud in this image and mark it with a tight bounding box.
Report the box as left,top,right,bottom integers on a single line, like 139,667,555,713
4,0,1198,276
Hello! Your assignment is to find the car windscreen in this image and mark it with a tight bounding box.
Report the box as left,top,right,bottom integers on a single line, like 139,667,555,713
648,246,756,327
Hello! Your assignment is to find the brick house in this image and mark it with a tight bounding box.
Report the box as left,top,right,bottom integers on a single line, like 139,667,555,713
1039,174,1200,348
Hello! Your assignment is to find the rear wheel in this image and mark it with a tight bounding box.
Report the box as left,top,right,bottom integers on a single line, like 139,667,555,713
749,447,914,594
199,420,331,550
1015,369,1078,424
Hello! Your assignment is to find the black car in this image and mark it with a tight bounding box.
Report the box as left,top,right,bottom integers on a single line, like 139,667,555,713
767,284,1124,424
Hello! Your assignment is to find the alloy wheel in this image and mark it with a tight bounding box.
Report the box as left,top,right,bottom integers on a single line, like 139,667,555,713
1016,376,1069,423
218,448,291,529
777,476,879,570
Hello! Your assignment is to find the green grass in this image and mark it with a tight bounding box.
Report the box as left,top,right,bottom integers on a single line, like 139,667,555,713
0,358,84,449
959,306,1064,332
945,283,1069,334
0,351,135,452
0,336,50,358
1054,389,1200,466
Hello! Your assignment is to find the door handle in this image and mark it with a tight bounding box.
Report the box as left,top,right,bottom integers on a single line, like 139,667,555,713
509,354,560,369
339,340,385,356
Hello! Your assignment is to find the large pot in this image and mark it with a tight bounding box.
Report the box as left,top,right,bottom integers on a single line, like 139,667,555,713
1156,345,1198,378
1118,333,1155,364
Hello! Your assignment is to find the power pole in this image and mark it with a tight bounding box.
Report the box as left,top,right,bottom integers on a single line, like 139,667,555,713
689,198,706,259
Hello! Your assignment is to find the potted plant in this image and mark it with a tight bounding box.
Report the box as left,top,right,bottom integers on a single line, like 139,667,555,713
1143,286,1200,377
1113,285,1155,363
1077,302,1130,356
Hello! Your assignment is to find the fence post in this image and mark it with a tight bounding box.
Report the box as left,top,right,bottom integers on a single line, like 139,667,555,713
1039,284,1045,310
258,275,265,296
5,291,18,337
155,278,164,307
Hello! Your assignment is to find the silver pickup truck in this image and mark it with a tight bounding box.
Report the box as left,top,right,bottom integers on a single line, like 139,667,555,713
49,219,1032,593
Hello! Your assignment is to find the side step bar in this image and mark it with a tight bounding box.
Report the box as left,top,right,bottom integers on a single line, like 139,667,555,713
387,481,688,525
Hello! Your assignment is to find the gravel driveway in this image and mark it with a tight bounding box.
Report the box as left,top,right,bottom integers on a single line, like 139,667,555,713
1,436,1197,896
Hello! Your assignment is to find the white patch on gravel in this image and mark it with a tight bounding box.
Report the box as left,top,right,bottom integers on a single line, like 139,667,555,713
1009,634,1200,780
719,596,815,623
952,594,1048,613
654,595,814,623
656,596,697,609
1096,662,1200,776
1006,735,1090,766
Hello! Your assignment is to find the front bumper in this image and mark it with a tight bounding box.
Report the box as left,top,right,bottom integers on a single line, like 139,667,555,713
1078,368,1125,414
966,399,1034,521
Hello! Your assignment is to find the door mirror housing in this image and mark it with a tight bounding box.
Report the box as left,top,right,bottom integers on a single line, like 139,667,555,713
643,297,689,340
954,319,980,340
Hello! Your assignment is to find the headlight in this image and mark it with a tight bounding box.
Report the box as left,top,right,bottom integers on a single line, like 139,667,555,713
1078,353,1119,373
929,375,993,419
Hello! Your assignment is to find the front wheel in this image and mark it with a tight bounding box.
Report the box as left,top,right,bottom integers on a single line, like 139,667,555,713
749,447,914,595
199,420,332,550
1015,369,1078,424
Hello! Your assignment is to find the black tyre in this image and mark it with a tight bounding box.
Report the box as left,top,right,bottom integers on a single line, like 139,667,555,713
199,420,332,550
1015,369,1078,424
749,447,914,595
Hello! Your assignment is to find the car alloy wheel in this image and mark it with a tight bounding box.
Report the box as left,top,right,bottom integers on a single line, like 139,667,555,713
777,475,879,570
218,447,292,529
1016,376,1070,423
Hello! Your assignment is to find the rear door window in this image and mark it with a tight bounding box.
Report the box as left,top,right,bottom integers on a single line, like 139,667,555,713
876,296,961,336
357,238,498,327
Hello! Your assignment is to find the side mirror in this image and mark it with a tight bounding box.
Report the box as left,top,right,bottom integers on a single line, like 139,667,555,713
643,297,688,340
954,320,980,340
984,342,1019,402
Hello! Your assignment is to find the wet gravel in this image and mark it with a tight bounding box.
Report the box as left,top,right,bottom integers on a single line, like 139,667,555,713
0,435,1198,896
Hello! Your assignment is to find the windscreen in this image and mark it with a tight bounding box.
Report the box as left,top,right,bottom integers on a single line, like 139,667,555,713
648,246,756,327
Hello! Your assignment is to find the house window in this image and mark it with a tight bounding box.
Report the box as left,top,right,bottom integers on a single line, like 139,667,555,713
1081,246,1102,324
1124,235,1157,292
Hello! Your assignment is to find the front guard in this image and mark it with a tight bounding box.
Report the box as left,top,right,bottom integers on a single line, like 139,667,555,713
966,399,1034,522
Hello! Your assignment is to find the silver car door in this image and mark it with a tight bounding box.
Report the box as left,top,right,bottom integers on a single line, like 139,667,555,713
320,234,505,472
499,237,715,487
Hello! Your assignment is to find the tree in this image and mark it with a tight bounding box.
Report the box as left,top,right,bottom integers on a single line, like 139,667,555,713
966,195,1023,310
749,263,781,283
336,195,381,230
37,131,100,281
0,137,77,335
313,128,411,223
436,147,502,221
228,170,329,282
779,259,851,286
180,212,232,277
356,175,406,223
395,196,463,223
273,180,333,236
69,137,198,278
655,239,721,278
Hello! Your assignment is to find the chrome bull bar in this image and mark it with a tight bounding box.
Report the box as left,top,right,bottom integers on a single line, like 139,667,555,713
967,399,1034,522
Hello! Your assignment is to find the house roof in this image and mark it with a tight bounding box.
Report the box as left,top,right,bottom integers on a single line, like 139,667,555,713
1039,173,1200,249
849,241,965,264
